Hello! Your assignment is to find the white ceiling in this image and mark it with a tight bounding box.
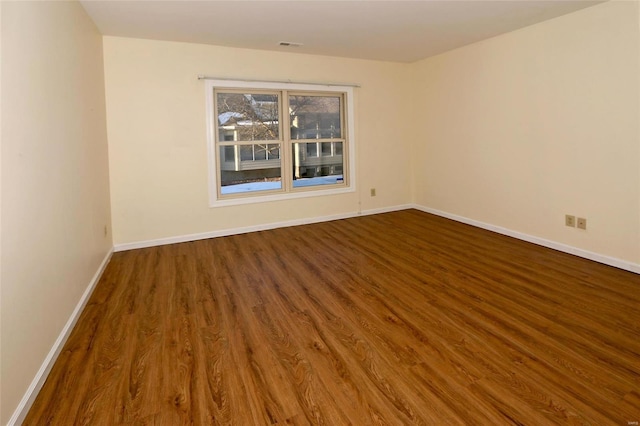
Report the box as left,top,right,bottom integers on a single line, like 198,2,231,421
80,0,605,63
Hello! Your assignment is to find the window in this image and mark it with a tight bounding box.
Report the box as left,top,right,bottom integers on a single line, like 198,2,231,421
206,80,355,206
216,91,282,195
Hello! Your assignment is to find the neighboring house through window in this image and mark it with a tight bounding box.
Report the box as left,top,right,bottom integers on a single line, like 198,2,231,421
205,79,356,206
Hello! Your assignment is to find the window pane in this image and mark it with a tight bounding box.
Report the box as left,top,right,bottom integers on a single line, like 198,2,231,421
290,95,341,139
307,143,318,157
267,144,280,159
292,142,344,188
321,142,333,156
222,146,235,162
240,145,254,161
217,92,279,141
219,145,282,194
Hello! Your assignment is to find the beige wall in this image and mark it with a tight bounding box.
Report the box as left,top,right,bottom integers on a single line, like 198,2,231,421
103,37,414,245
105,1,640,266
0,1,4,418
0,2,112,423
411,1,640,264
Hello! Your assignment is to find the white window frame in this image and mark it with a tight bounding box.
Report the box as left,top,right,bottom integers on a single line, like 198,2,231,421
205,79,356,207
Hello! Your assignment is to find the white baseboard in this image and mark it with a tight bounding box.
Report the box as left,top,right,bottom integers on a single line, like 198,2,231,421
8,248,114,426
114,202,640,273
114,204,414,252
412,204,640,275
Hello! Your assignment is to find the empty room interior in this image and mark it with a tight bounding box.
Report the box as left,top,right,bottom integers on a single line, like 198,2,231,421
2,0,640,424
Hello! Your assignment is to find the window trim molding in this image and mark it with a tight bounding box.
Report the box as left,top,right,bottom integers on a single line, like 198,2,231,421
205,79,356,207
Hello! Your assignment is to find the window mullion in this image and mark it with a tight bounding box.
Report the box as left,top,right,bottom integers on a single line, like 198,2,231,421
281,90,292,192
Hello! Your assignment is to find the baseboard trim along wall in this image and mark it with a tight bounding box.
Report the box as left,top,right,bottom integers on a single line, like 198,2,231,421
113,204,415,252
8,249,114,426
114,204,640,274
413,205,640,275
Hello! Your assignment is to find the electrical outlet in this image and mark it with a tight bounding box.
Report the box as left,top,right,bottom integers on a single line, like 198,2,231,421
370,188,376,197
565,215,576,227
577,217,587,230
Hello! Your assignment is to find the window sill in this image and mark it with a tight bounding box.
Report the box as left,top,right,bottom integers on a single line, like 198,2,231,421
209,185,356,208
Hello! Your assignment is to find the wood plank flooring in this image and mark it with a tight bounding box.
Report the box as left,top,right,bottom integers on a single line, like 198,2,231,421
25,209,640,425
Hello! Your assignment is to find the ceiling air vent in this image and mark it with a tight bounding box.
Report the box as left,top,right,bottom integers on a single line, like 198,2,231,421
279,41,303,47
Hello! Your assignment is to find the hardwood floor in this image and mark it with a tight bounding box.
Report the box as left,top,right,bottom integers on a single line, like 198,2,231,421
25,209,640,425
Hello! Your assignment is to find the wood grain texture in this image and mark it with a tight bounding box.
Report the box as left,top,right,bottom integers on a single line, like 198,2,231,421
25,209,640,425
